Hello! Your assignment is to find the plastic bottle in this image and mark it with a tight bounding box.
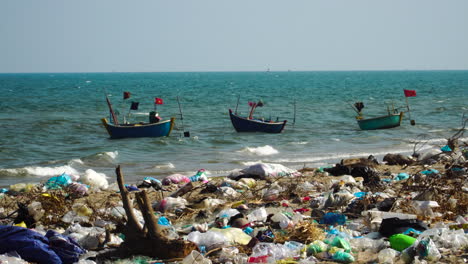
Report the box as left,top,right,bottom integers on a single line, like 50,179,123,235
389,234,417,251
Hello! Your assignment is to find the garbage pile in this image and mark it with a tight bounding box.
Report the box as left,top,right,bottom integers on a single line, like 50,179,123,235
0,147,467,263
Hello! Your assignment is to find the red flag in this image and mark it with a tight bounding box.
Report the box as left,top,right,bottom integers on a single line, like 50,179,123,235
123,91,131,100
404,89,416,97
155,97,164,105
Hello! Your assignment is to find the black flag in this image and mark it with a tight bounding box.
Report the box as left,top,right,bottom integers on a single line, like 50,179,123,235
130,101,139,110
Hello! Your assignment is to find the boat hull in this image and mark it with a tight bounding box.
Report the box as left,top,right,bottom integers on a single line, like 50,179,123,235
229,109,287,133
357,112,403,130
101,117,175,139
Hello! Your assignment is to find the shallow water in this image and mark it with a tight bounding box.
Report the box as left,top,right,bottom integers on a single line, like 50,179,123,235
0,71,467,186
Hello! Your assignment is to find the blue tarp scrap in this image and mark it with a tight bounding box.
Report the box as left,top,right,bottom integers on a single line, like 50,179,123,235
0,225,85,264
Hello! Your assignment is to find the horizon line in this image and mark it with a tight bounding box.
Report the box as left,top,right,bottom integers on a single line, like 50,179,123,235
1,68,468,74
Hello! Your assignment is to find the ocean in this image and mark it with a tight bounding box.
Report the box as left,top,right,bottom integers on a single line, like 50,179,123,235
1,71,467,187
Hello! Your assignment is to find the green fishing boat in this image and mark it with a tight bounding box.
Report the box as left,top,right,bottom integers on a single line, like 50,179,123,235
353,101,404,130
356,112,404,130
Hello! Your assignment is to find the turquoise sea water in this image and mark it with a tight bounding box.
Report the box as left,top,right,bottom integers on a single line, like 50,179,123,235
0,71,467,186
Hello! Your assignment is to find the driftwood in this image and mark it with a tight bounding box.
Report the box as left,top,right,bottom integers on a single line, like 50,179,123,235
99,165,197,260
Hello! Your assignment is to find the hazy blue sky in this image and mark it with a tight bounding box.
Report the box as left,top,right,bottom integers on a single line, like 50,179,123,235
1,0,467,73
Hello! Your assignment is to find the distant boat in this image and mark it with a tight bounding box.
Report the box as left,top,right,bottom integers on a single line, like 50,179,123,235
353,101,404,130
228,99,287,133
101,94,175,139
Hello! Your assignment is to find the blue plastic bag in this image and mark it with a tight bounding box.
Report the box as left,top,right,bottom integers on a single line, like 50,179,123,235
395,173,410,181
320,212,346,225
45,173,72,190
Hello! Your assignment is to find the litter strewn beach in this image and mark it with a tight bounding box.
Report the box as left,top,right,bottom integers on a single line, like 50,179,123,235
1,141,467,264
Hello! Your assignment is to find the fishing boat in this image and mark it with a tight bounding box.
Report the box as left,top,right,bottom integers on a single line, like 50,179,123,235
101,117,175,139
229,100,287,133
353,101,404,130
101,94,175,139
356,112,404,130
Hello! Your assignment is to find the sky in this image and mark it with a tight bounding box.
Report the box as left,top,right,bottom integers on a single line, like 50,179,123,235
1,0,468,73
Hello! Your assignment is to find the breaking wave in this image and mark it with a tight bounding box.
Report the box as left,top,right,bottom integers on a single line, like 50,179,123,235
238,145,279,156
1,165,80,178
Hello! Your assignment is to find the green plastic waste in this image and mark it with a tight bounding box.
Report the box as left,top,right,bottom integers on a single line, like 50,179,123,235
331,236,351,253
306,240,328,255
389,233,417,251
332,251,355,263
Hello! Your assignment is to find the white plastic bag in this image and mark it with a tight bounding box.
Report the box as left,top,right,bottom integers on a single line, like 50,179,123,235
378,248,398,264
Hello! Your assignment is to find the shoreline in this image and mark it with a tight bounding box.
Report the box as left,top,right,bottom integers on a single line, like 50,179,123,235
1,145,467,263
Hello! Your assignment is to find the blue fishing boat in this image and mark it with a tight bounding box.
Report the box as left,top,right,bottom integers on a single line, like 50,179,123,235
356,112,404,130
102,94,175,139
229,106,287,133
101,117,175,139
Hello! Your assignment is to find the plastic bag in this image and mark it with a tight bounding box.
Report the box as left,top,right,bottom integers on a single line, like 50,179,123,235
182,250,212,264
217,186,240,198
320,212,346,225
414,238,441,261
189,169,208,182
154,197,187,212
247,207,268,222
45,173,72,189
210,227,252,245
187,231,227,250
378,248,398,264
81,169,108,190
262,182,283,201
162,174,190,185
9,183,36,192
306,240,328,256
332,251,355,263
241,163,301,179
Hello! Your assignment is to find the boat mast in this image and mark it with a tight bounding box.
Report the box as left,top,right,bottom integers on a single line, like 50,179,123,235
234,95,240,115
106,95,119,125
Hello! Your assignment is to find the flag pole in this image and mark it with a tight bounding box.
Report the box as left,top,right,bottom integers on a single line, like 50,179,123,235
177,96,190,137
405,95,416,125
293,98,297,126
234,95,240,115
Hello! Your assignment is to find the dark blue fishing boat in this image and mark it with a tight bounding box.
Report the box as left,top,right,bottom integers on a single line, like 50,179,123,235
229,101,287,133
102,94,175,139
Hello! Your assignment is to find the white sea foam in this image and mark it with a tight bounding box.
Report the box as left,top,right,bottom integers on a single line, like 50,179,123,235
291,141,308,145
102,151,118,160
4,165,80,178
238,145,279,156
70,158,84,165
153,163,175,169
272,147,418,165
